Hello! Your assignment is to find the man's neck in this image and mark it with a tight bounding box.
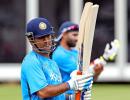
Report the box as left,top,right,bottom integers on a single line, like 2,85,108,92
60,40,71,50
39,52,50,58
34,50,50,58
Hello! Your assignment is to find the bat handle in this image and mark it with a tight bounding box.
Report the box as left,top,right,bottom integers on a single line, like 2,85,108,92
75,70,82,100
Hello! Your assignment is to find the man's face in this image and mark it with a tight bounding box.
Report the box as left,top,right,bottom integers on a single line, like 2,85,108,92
63,31,78,47
34,35,53,52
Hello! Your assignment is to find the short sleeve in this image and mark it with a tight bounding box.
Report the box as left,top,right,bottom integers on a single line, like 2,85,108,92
25,61,48,94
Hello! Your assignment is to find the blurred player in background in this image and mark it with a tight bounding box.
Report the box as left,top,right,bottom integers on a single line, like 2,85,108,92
52,21,119,100
21,18,93,100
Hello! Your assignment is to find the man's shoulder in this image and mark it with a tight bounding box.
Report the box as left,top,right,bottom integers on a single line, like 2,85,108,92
52,46,68,61
53,46,66,56
21,51,40,69
23,51,37,62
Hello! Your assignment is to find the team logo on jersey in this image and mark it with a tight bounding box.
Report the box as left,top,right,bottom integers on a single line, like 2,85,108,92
39,22,47,30
50,72,62,82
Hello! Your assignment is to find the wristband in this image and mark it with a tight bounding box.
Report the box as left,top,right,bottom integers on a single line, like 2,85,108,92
66,82,70,89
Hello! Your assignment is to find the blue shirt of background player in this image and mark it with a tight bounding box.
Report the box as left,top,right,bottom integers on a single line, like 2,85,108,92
21,51,65,100
52,45,78,94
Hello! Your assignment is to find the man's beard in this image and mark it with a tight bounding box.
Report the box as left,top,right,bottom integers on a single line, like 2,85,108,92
67,40,77,47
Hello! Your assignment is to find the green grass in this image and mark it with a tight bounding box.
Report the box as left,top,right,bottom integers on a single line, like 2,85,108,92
0,83,22,100
92,83,130,100
0,83,130,100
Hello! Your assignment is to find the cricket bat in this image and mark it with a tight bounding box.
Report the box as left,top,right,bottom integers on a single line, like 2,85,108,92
75,2,99,100
75,3,93,100
82,4,99,74
76,2,93,71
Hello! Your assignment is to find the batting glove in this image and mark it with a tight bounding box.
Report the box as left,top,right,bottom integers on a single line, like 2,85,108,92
82,89,92,100
102,39,120,61
67,70,93,91
88,39,120,75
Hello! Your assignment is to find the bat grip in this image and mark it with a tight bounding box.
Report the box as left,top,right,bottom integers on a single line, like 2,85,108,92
75,70,82,100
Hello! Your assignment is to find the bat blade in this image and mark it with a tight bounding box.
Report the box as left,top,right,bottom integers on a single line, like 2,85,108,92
76,2,93,72
82,5,99,74
76,2,93,50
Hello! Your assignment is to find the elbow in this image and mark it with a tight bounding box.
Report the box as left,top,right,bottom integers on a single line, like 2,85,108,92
37,86,53,98
37,90,48,98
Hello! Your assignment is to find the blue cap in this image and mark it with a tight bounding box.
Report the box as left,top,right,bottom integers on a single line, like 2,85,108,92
56,21,79,41
26,18,54,38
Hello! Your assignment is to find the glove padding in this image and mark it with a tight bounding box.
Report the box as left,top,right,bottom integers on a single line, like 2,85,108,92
82,89,92,100
103,39,120,61
67,70,93,91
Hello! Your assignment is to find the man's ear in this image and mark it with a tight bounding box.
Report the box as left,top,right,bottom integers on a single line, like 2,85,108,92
62,32,68,39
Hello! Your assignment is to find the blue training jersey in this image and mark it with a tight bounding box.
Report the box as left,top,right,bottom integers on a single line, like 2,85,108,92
21,51,65,100
52,45,78,94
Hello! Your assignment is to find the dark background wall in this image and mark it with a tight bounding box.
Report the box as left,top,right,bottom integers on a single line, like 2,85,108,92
0,0,129,63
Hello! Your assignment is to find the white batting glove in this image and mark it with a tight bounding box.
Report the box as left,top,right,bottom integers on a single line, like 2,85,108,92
102,39,120,61
82,89,92,100
88,39,120,75
67,70,93,91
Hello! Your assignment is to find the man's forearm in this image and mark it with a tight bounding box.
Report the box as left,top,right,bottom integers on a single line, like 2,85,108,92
37,82,69,98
